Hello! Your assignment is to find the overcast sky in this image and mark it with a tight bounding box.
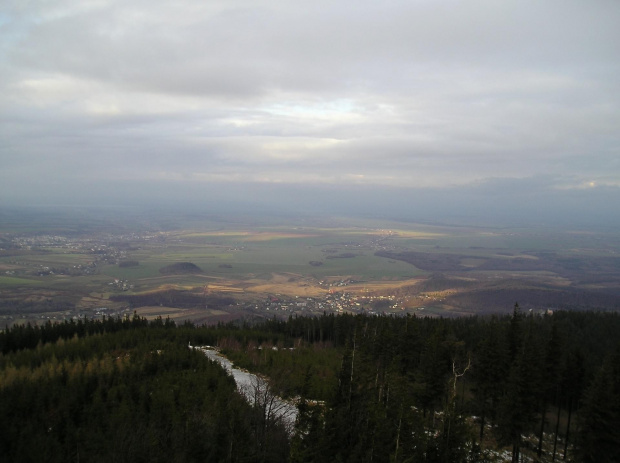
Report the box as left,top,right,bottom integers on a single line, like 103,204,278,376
1,0,619,226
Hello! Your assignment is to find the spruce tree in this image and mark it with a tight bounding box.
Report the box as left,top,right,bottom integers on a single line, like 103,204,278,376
577,350,620,463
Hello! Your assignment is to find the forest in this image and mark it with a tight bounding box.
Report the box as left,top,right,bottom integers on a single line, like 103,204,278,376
1,308,619,462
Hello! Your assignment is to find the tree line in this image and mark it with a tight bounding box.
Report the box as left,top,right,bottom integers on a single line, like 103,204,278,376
1,308,620,462
0,315,289,462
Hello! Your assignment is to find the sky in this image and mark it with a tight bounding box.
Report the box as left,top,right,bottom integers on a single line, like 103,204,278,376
1,0,619,227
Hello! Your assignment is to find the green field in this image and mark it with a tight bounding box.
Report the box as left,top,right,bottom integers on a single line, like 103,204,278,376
2,213,619,322
90,227,434,282
0,275,44,287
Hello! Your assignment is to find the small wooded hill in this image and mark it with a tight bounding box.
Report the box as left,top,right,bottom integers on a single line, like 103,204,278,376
158,262,202,275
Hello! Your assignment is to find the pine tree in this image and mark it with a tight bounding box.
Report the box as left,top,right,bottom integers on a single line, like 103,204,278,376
472,317,508,441
576,350,620,463
537,320,562,458
497,315,541,463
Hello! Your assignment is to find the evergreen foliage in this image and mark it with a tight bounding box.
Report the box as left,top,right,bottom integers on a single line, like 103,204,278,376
1,309,619,462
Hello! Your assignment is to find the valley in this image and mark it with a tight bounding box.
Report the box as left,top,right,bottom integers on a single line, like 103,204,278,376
1,211,619,326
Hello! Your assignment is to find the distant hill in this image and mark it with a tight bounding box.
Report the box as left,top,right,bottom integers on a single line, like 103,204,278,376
159,262,202,275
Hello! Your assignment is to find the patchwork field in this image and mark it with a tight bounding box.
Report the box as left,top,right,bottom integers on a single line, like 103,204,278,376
1,214,619,325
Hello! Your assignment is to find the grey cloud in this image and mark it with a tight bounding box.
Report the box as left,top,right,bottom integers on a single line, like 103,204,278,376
1,0,619,227
9,1,617,96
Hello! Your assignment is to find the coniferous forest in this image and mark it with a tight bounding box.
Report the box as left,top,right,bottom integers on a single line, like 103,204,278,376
1,308,620,462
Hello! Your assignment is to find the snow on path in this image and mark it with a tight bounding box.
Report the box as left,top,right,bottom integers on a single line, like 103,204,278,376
192,345,298,429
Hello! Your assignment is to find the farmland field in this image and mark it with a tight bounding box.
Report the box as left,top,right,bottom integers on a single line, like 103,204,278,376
1,210,619,326
0,276,44,287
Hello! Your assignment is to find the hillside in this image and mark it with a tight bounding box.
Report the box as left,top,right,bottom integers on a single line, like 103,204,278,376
158,262,202,275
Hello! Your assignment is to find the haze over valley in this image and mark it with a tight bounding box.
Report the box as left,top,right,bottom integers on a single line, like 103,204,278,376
1,207,618,326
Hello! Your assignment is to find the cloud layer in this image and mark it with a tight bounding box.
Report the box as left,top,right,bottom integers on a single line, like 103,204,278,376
1,0,619,225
